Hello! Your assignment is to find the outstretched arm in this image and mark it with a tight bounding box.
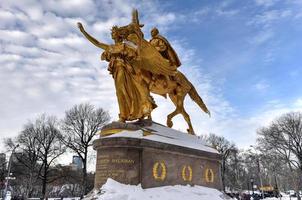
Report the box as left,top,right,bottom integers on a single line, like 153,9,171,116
77,22,109,50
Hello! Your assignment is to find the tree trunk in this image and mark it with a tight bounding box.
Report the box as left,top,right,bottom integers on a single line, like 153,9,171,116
41,163,48,199
82,150,88,197
295,171,301,200
83,164,87,194
287,162,301,200
26,171,33,198
221,159,226,192
41,177,47,199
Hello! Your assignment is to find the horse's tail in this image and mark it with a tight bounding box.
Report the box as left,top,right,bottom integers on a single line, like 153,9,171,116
188,86,211,116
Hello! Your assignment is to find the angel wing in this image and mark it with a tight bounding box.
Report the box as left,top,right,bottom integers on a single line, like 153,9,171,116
126,10,177,76
130,39,177,76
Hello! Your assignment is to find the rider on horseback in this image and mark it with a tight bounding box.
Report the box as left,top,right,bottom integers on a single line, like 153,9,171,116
150,27,181,68
150,27,181,88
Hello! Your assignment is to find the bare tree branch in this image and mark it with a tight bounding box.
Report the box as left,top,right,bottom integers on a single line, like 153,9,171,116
60,103,110,195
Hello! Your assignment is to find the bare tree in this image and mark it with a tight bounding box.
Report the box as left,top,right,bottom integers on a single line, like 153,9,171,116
3,115,65,199
4,127,41,198
224,148,245,191
30,115,66,199
257,112,302,200
0,152,7,197
205,133,236,191
61,103,109,195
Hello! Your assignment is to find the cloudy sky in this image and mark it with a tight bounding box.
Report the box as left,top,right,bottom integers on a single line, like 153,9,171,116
1,0,302,152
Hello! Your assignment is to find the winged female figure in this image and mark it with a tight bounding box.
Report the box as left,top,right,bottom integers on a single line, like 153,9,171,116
78,23,157,122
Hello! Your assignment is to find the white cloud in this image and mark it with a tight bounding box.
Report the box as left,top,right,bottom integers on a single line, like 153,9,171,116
289,69,300,77
248,9,293,27
251,29,274,45
194,7,210,17
0,53,22,63
0,29,36,45
255,0,279,7
42,0,96,18
246,8,294,63
190,4,238,24
253,80,270,92
294,98,302,107
0,10,26,28
216,9,239,16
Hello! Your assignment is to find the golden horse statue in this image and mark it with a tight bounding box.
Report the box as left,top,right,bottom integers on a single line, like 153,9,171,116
77,10,210,134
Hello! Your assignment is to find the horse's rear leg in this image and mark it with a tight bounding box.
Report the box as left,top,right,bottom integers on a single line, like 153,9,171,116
181,108,195,135
168,90,195,135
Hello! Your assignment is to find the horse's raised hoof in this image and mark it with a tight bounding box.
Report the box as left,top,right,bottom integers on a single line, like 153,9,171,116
187,128,195,135
167,119,173,128
118,118,126,123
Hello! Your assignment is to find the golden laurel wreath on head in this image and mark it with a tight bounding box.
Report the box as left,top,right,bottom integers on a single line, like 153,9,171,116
181,165,193,182
205,168,214,183
152,161,167,181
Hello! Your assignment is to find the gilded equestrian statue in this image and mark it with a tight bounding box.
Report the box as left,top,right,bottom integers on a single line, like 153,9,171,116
77,10,210,134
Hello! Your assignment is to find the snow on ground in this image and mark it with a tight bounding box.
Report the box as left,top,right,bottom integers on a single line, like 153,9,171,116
85,178,231,200
264,197,299,200
105,122,218,154
47,198,80,200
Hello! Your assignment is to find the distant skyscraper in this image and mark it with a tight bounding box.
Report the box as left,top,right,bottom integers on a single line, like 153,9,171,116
72,155,83,170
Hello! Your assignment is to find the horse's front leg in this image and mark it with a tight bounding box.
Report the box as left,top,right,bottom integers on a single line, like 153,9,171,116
147,114,152,121
167,110,179,128
166,92,182,128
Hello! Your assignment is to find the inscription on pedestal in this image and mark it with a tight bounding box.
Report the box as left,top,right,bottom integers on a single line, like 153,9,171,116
94,148,140,189
97,155,134,183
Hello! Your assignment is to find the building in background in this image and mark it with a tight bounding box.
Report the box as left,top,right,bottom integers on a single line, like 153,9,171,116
70,156,83,171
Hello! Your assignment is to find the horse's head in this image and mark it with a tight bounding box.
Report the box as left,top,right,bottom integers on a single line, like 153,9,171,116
111,23,144,44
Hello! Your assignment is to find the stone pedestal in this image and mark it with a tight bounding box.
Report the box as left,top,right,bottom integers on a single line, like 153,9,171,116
93,121,222,190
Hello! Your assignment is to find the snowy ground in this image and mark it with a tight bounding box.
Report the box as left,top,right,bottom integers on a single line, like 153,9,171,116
85,178,231,200
264,197,299,200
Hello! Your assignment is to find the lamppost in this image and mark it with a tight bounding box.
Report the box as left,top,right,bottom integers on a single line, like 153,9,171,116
3,144,19,200
250,145,264,199
250,178,255,195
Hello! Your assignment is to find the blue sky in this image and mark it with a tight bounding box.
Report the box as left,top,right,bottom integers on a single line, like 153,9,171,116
0,0,302,150
160,0,302,116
